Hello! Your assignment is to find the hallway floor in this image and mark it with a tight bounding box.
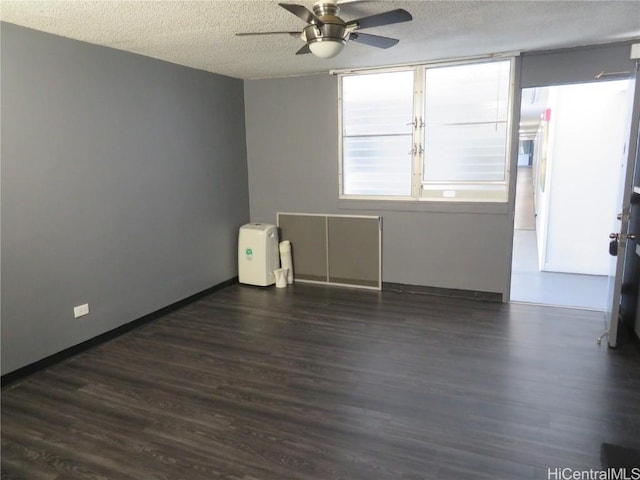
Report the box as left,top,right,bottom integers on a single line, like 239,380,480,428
511,229,609,310
510,167,609,311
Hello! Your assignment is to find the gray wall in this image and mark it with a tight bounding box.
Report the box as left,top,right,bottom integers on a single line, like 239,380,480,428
1,23,250,374
521,41,638,88
244,74,514,296
244,41,639,298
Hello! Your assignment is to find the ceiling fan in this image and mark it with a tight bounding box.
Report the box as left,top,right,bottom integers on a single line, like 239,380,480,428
237,2,413,59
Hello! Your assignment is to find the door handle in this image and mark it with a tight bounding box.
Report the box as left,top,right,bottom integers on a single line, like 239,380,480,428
608,232,639,256
609,232,639,241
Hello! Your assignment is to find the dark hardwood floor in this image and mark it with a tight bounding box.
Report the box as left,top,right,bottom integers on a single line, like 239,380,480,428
2,284,639,479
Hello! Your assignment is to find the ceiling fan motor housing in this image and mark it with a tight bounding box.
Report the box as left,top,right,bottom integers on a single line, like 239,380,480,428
303,2,349,46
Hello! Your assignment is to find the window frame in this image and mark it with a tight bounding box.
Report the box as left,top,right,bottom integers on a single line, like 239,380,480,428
338,56,517,203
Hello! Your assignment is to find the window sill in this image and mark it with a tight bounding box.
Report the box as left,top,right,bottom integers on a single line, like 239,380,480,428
337,198,510,215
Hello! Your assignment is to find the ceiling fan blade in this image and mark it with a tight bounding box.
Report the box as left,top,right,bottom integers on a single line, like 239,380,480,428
349,32,399,49
295,44,311,55
237,32,301,38
347,9,412,30
279,3,324,25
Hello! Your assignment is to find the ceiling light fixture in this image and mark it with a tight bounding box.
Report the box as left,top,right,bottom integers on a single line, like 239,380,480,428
303,19,348,59
308,38,346,58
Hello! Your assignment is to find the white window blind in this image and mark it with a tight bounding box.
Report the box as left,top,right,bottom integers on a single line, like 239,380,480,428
339,59,514,202
423,61,510,184
341,71,414,196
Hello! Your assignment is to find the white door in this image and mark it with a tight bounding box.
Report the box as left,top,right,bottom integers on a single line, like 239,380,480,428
606,66,640,348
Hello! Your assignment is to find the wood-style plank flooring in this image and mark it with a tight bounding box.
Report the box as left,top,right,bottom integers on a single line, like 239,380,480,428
2,284,640,479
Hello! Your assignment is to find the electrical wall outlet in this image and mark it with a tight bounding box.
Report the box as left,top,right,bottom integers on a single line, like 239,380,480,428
74,303,90,318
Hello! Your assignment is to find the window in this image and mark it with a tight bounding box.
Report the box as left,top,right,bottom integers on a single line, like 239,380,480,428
341,71,414,196
339,58,515,202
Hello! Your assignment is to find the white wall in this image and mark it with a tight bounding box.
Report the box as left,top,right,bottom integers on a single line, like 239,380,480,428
533,102,553,271
542,81,631,275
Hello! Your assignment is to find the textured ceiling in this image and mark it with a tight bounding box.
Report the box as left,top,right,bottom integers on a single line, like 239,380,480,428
1,0,639,79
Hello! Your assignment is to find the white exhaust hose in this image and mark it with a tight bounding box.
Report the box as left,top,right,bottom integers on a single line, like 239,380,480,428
279,240,294,284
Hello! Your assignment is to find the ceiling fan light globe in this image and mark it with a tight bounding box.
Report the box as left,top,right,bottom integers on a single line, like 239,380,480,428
309,38,345,58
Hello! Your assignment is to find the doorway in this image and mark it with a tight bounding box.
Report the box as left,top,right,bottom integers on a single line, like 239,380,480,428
510,80,633,310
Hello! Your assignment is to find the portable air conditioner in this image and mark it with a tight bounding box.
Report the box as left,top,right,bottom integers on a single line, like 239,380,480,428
238,224,279,286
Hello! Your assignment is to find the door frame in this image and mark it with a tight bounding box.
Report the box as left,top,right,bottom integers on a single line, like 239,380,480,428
607,61,640,347
506,43,640,309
